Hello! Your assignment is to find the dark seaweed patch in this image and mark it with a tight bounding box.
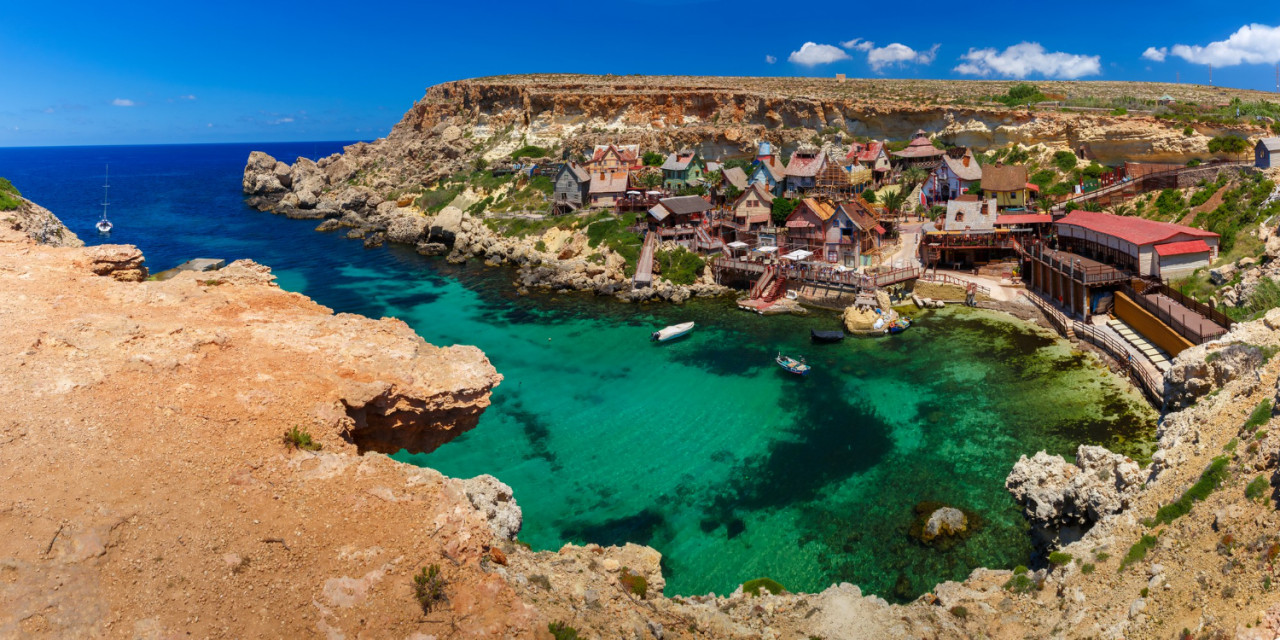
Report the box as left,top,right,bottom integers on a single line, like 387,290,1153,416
560,508,666,548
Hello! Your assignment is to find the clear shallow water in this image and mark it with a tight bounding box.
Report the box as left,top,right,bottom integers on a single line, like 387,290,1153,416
0,143,1156,600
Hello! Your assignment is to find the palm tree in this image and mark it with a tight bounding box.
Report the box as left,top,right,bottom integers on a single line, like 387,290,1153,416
1082,201,1103,212
636,171,662,190
901,166,929,190
1111,203,1135,217
880,189,908,219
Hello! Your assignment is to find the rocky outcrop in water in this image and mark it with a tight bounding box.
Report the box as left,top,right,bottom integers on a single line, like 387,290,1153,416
1006,445,1144,548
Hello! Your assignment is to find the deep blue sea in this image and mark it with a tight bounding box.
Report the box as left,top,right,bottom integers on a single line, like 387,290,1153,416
0,143,1156,600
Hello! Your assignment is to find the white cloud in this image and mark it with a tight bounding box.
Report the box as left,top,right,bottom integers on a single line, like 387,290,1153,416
42,107,54,114
111,98,136,107
1142,47,1168,62
867,43,940,72
954,42,1101,79
270,117,295,125
765,55,776,64
841,38,874,52
1155,23,1280,67
788,42,851,66
179,94,197,101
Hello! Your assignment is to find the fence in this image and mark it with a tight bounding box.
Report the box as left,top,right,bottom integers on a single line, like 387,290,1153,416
1023,243,1131,284
918,272,992,296
1073,322,1165,407
1118,284,1229,345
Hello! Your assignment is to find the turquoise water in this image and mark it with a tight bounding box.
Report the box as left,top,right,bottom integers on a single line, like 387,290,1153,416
0,143,1156,601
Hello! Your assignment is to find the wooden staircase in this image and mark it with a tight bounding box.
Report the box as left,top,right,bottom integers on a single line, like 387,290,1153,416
738,266,787,313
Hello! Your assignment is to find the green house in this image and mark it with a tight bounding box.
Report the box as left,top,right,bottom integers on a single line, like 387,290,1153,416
660,149,705,191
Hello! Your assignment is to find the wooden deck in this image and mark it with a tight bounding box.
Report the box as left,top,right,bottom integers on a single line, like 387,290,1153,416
633,231,657,289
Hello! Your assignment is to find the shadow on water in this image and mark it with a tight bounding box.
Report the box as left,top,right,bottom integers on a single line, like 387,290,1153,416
561,508,668,548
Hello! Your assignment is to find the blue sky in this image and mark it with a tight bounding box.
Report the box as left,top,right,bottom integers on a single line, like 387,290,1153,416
4,0,1280,147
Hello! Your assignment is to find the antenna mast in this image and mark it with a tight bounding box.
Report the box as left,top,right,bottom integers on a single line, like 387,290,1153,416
101,165,110,221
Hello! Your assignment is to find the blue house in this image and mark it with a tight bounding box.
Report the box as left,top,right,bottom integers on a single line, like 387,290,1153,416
1256,138,1280,169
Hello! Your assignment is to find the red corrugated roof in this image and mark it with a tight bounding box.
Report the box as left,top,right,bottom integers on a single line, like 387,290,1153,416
1154,239,1212,257
873,224,886,234
1056,210,1218,246
996,214,1052,225
1025,182,1040,192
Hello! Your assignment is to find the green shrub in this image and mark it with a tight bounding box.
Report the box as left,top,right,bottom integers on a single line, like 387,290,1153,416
742,577,785,596
534,240,547,253
548,622,580,640
1245,400,1273,433
1150,456,1230,526
1052,151,1078,172
0,177,20,211
1047,551,1073,566
654,248,705,286
1094,551,1110,563
509,145,548,159
1080,563,1096,574
1121,534,1159,570
1183,126,1195,136
1246,475,1270,502
1224,438,1239,453
412,565,447,613
1003,572,1036,594
642,151,664,166
1111,107,1129,116
415,186,462,214
282,426,321,451
949,605,968,619
618,568,647,598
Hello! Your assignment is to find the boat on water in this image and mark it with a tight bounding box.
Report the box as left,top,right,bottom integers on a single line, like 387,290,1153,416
776,353,810,376
95,165,113,234
651,321,694,342
810,329,845,343
886,317,912,335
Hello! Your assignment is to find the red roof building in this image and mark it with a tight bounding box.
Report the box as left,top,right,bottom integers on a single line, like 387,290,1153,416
1054,210,1219,280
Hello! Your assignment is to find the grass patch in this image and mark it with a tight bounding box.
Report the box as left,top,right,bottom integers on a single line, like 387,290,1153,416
1224,438,1239,453
654,247,705,286
1120,534,1159,571
0,177,21,211
1149,456,1230,526
412,565,447,614
949,605,968,619
742,577,786,597
1080,563,1096,574
1003,569,1036,594
510,145,549,159
548,622,580,640
1246,475,1270,502
415,186,462,214
1244,400,1273,433
618,568,647,598
282,426,321,451
1047,551,1073,566
1094,551,1110,563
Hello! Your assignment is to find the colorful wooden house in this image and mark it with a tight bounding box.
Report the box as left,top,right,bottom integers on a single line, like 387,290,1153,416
719,183,774,243
782,197,836,256
784,146,826,195
586,144,641,172
890,130,946,171
588,168,630,208
661,149,705,191
552,162,590,214
923,148,982,204
981,163,1034,210
845,141,892,185
834,199,885,267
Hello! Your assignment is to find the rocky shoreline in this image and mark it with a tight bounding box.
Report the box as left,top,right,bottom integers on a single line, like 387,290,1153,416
243,150,731,304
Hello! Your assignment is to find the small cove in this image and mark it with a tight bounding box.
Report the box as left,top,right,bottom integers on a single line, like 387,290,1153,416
0,142,1157,600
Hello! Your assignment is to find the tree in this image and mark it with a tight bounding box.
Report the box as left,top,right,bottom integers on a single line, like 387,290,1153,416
1082,201,1103,212
770,197,797,224
723,184,742,202
880,189,908,218
642,152,665,167
636,171,662,190
1208,135,1249,161
1052,150,1078,172
861,189,877,204
901,166,928,190
1112,204,1135,217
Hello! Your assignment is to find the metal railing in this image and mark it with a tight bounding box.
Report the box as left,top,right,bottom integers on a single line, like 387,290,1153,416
1118,284,1228,345
1073,322,1164,406
1023,243,1132,284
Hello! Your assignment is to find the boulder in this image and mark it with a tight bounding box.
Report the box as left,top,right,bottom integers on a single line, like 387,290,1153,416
461,475,522,540
242,151,285,195
1210,263,1237,285
922,507,968,541
79,244,148,282
386,214,429,245
1006,445,1142,547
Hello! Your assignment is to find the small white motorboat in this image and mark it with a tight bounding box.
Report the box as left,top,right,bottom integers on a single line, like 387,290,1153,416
651,321,694,342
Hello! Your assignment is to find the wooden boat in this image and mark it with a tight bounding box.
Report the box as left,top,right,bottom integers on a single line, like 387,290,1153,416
651,321,694,342
810,329,845,343
886,318,912,335
776,353,810,376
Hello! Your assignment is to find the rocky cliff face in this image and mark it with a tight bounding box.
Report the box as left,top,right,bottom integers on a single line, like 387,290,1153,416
2,193,82,247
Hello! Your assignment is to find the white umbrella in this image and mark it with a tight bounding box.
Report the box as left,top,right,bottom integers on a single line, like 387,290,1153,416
754,246,779,253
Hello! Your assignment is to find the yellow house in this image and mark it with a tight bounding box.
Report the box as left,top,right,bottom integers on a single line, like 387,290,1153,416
982,163,1032,209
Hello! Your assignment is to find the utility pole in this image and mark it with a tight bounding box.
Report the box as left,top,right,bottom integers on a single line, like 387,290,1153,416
1210,64,1213,85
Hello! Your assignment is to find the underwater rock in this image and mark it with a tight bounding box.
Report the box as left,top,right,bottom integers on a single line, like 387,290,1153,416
921,507,968,542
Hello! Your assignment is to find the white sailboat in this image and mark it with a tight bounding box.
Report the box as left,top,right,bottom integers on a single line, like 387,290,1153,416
95,165,113,234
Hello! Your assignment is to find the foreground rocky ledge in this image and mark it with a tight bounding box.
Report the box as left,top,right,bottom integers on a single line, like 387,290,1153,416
7,198,1280,637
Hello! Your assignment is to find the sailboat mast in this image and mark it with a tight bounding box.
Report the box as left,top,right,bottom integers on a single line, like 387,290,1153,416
101,165,110,221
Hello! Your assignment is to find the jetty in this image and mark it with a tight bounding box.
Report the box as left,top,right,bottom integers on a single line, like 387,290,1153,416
632,231,657,289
